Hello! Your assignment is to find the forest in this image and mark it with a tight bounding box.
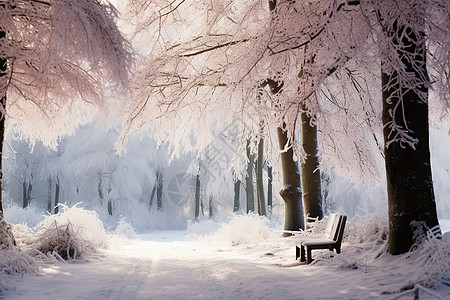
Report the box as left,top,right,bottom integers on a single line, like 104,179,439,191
0,0,449,299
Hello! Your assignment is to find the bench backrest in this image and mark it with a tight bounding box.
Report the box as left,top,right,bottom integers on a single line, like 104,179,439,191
335,215,347,249
326,213,346,241
324,213,337,238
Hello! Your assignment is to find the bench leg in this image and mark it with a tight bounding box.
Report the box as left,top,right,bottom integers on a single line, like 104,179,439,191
307,246,313,264
299,245,306,262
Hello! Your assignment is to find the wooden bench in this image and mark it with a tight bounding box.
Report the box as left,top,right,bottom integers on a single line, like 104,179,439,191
295,213,347,264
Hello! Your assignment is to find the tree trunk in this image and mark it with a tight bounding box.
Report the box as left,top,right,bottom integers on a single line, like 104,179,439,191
256,138,266,216
300,108,323,222
194,174,200,219
21,181,32,208
156,170,163,211
233,179,240,212
27,182,32,206
47,176,52,213
98,176,104,201
0,25,15,248
22,181,28,208
267,165,272,211
245,139,255,213
54,177,60,214
209,195,213,218
382,21,440,255
149,181,156,207
0,27,6,219
107,200,113,216
266,78,305,235
266,1,304,235
277,126,305,235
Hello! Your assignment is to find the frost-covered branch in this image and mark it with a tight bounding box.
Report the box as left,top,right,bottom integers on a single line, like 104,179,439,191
0,0,134,143
122,0,450,181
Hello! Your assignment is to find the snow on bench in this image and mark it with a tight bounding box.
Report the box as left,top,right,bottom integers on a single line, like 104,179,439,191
295,213,347,264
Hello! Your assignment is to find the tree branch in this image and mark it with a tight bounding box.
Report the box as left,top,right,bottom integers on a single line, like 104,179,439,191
268,0,361,55
180,39,250,57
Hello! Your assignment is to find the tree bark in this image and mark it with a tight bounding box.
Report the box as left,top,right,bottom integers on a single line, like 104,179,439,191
277,126,305,235
209,195,213,218
267,0,304,235
382,21,440,255
107,200,113,216
22,181,32,208
0,25,15,248
0,27,6,219
54,177,60,214
156,170,163,211
149,181,156,207
300,107,323,222
267,165,272,210
194,174,200,219
47,176,53,213
22,181,28,208
233,179,241,212
256,137,266,216
245,139,255,213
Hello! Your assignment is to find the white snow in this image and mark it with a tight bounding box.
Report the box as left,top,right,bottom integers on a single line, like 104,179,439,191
2,212,449,300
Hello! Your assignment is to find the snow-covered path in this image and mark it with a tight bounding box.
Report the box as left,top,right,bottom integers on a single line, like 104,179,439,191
4,228,450,300
5,231,314,300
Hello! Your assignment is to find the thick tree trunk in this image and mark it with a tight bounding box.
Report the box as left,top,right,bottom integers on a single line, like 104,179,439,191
266,0,304,235
300,108,323,222
266,79,305,235
277,126,305,235
233,179,240,212
256,138,266,216
0,28,6,219
382,21,440,255
0,26,15,248
245,139,255,213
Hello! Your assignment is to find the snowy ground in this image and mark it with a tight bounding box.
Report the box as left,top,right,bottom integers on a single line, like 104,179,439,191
1,211,450,300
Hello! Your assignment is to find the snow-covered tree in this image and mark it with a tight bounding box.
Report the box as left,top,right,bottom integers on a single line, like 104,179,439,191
0,0,133,245
122,0,448,251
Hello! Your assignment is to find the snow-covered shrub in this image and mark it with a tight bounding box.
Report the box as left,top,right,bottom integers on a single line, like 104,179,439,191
344,208,388,245
417,228,450,288
1,220,37,294
36,204,108,249
114,217,139,240
188,213,278,247
32,204,108,260
0,217,16,249
0,247,37,293
34,221,96,260
305,215,330,235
